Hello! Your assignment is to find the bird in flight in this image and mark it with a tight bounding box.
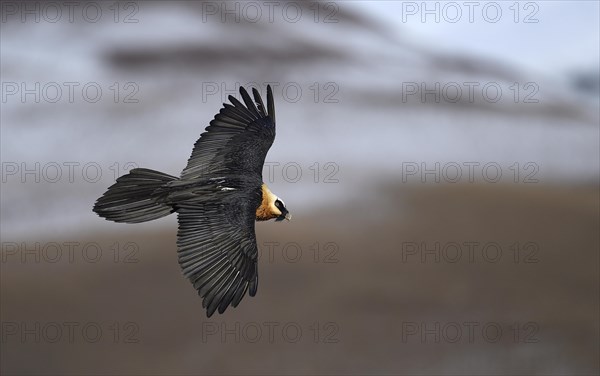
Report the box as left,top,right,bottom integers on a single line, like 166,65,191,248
93,85,290,317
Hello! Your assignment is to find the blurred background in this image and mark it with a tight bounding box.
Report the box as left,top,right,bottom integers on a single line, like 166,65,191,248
1,1,598,374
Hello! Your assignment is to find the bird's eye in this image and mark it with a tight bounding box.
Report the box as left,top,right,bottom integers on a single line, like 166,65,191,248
275,200,282,209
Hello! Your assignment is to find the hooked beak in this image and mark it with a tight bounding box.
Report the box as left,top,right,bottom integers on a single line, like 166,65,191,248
276,209,291,222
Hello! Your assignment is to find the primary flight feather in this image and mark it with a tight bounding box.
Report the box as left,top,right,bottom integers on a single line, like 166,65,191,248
93,85,290,317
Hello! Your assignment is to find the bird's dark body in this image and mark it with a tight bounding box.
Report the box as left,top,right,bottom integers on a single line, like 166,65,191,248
93,86,284,317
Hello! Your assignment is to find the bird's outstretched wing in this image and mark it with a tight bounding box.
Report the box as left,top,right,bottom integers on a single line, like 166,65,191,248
173,85,277,316
180,85,276,180
175,182,261,317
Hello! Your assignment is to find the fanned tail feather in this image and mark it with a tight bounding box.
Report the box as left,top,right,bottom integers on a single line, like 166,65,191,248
93,168,177,223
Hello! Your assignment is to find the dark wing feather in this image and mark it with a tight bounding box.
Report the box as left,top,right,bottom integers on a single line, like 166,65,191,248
174,85,276,316
181,85,276,180
252,88,267,117
175,183,261,317
266,85,275,125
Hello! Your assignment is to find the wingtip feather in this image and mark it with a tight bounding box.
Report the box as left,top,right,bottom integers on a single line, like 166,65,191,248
267,85,275,124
